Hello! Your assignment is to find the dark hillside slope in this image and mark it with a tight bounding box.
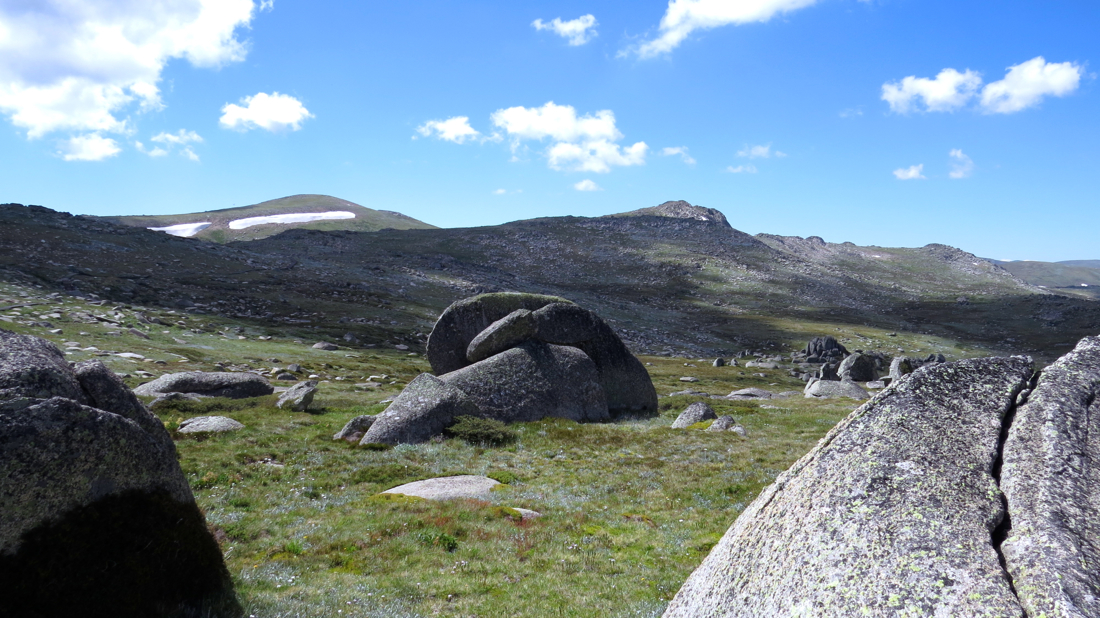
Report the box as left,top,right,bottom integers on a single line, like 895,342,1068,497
1,202,1097,360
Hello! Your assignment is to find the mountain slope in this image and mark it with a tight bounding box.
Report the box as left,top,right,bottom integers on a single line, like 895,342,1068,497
2,201,1097,361
101,194,437,242
989,260,1100,300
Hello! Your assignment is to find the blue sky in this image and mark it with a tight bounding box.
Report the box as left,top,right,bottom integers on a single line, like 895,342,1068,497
0,1,1096,261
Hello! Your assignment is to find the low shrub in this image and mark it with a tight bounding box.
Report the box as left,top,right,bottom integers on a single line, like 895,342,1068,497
446,416,518,447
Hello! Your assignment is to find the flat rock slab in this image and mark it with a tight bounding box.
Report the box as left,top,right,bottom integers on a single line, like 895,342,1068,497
727,388,773,399
663,356,1033,618
804,378,870,400
134,371,273,399
1001,336,1100,617
382,475,500,501
178,416,244,434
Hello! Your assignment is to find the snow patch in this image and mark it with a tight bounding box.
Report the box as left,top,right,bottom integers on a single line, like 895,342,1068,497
148,222,212,237
228,211,356,230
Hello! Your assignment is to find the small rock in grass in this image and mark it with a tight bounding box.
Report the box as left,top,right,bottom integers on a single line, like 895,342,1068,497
312,342,338,351
727,388,774,400
177,416,244,434
680,376,699,383
382,475,499,501
276,380,318,412
275,372,297,381
333,415,376,442
672,402,717,429
707,416,744,433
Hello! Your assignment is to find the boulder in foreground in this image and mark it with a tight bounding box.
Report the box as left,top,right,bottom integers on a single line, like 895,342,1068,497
1001,336,1100,618
0,330,239,618
663,356,1033,617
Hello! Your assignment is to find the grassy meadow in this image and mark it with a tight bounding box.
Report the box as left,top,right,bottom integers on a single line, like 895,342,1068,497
0,280,1014,617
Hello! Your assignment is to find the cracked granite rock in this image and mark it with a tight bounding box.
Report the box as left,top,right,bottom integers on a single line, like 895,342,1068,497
663,356,1033,618
1001,336,1100,618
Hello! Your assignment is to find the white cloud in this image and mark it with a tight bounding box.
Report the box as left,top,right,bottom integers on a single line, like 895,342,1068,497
220,92,313,132
574,179,602,191
630,0,819,58
58,133,120,161
0,0,256,141
737,143,785,158
152,129,203,146
493,188,507,195
726,164,757,174
532,14,598,46
839,107,863,118
416,116,481,143
948,149,974,179
980,56,1082,114
893,164,925,180
491,102,647,173
661,146,696,164
882,69,982,113
135,141,168,157
181,147,200,162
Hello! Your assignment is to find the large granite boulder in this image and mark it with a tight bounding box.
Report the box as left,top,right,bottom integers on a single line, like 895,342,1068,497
443,341,609,424
276,380,318,412
1001,336,1100,617
529,303,657,418
426,293,572,375
431,295,657,418
664,356,1033,617
133,371,273,399
838,352,879,382
0,330,239,617
360,374,480,445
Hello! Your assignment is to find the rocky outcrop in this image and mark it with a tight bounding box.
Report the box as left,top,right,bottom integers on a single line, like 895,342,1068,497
133,371,273,399
443,342,609,424
671,402,717,428
0,330,239,617
426,293,572,375
1001,336,1100,618
664,356,1033,617
361,374,480,445
804,335,848,363
430,294,657,418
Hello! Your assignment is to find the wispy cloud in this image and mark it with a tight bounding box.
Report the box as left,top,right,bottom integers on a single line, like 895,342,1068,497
726,164,757,174
532,15,598,46
628,0,819,58
661,146,696,164
737,143,785,159
948,149,974,179
882,69,982,114
416,116,481,143
893,164,925,180
574,179,602,191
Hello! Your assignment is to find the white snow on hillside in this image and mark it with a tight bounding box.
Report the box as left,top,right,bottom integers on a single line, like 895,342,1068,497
148,222,212,237
228,211,355,229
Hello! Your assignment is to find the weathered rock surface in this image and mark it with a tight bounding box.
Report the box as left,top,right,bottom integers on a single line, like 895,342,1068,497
426,292,571,375
148,391,205,410
276,380,317,411
706,416,742,433
712,358,726,367
312,341,338,351
177,416,244,434
529,303,657,418
333,414,376,442
360,374,480,445
671,402,717,428
443,342,609,424
838,352,879,382
0,330,239,617
727,388,773,400
382,475,500,501
889,356,919,381
133,371,273,399
465,308,536,363
1001,336,1100,618
663,356,1033,618
803,378,870,400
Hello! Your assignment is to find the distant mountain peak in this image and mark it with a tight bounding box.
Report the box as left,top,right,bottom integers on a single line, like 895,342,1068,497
612,200,731,227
